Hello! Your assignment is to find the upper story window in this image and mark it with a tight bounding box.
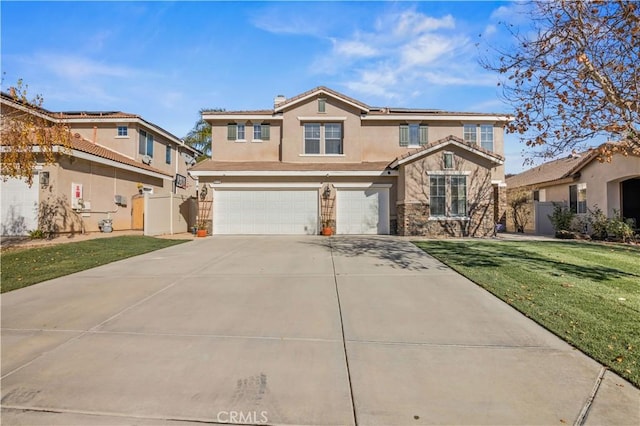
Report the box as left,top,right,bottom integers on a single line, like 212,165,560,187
138,130,154,157
252,123,271,142
117,125,128,137
318,98,326,113
463,124,494,151
165,145,172,165
303,123,342,155
399,124,428,147
227,123,247,141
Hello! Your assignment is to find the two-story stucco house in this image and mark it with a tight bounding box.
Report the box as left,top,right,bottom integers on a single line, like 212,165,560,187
1,92,199,235
189,87,511,236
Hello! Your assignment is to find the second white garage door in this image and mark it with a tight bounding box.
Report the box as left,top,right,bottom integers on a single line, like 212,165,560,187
336,187,389,235
213,188,318,235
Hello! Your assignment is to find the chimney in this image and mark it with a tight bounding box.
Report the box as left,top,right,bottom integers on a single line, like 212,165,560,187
274,95,286,108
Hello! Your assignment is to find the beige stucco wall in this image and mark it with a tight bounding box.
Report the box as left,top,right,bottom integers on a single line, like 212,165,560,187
69,123,196,197
207,96,507,174
535,154,640,217
210,121,281,161
40,156,168,233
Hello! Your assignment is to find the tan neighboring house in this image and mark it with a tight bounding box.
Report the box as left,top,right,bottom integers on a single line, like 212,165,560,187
505,147,640,234
190,86,511,236
1,92,199,236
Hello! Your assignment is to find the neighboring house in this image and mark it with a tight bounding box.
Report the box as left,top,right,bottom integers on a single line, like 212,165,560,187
1,92,199,235
505,147,640,234
190,86,511,236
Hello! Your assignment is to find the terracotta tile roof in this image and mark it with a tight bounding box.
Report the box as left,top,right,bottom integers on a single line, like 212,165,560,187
68,133,172,177
54,111,140,119
202,109,274,116
189,160,392,172
392,135,505,165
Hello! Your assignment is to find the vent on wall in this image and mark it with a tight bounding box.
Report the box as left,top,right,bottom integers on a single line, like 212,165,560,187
114,195,127,207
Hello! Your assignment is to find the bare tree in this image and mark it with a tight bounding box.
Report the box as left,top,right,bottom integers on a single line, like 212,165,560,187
482,0,639,160
1,79,71,185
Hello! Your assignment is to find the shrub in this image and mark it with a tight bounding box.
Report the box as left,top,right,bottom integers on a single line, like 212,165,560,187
587,206,609,240
29,229,45,239
607,210,635,242
548,203,575,232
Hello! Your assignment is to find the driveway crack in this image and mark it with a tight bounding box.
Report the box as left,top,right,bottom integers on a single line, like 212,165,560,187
329,239,358,426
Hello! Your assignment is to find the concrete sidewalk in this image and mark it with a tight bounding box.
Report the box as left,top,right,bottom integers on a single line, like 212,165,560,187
1,236,638,425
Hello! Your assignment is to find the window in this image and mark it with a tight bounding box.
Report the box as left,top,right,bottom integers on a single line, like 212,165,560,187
430,176,446,216
138,130,153,156
304,123,321,154
480,125,494,151
451,176,467,217
325,123,342,154
570,183,587,214
252,123,271,141
463,124,477,144
443,152,454,169
303,123,342,155
533,190,540,202
463,124,494,151
227,123,247,141
117,126,128,137
318,98,326,113
399,124,428,147
165,145,172,164
429,175,468,217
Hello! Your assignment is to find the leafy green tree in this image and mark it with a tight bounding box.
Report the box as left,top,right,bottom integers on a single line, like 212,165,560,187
483,0,639,159
184,108,223,161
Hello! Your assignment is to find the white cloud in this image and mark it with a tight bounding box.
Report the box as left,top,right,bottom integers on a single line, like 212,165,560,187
332,39,379,58
34,53,140,80
484,24,497,36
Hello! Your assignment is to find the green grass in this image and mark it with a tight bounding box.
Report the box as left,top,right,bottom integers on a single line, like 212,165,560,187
414,240,640,387
1,236,188,293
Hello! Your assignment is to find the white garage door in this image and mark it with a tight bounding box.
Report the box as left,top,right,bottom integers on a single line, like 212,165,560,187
213,189,319,235
1,174,39,236
336,188,389,235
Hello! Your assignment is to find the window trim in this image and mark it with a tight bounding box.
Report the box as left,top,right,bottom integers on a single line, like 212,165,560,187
428,173,469,219
116,125,129,138
463,123,494,151
302,122,343,155
138,129,154,157
443,152,454,170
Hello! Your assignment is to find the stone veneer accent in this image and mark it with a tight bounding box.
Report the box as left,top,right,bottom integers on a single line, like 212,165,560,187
397,201,495,237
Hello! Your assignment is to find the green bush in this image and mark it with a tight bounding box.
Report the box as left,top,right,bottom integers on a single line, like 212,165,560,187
607,210,635,242
29,229,45,239
548,203,575,232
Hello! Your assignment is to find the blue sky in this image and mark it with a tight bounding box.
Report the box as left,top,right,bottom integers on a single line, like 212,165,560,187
1,1,534,173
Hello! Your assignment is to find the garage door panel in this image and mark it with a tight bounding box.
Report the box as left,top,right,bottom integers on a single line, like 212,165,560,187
336,188,389,235
213,189,318,235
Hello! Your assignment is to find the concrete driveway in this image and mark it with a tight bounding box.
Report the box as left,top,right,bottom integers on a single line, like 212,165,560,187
1,236,638,425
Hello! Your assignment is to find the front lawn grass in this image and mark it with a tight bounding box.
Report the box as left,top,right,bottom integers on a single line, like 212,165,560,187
1,236,188,293
414,240,640,388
